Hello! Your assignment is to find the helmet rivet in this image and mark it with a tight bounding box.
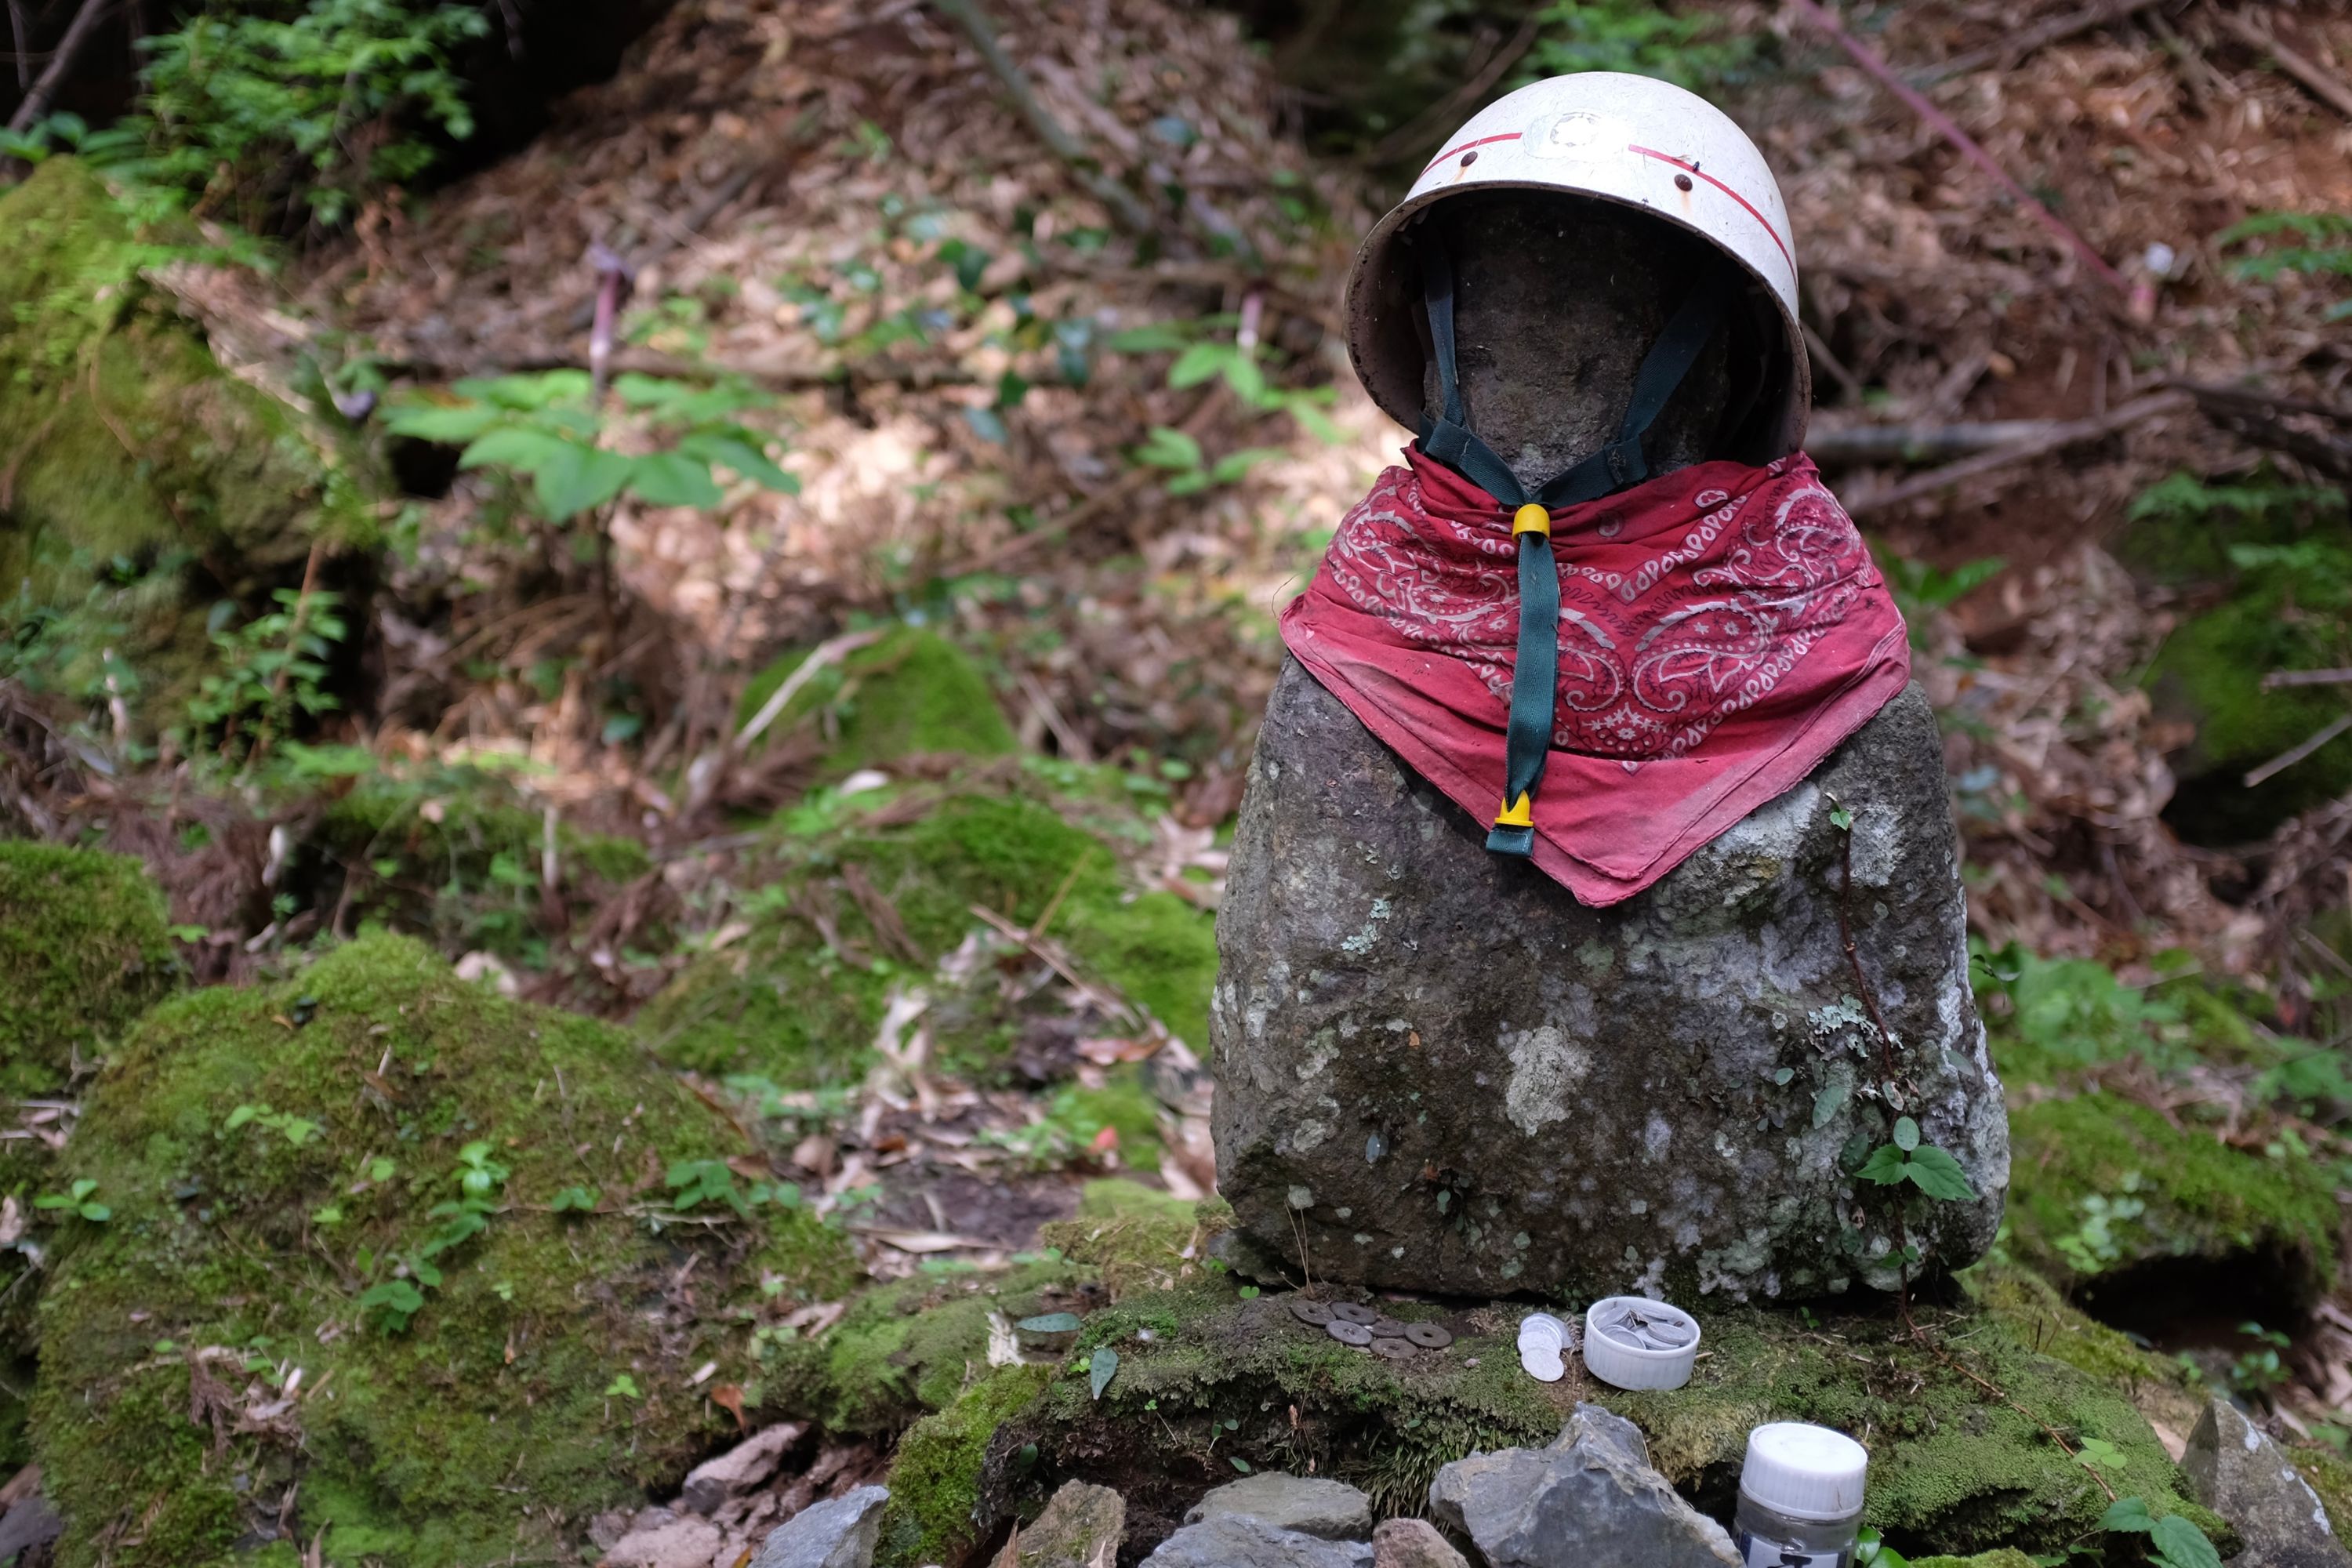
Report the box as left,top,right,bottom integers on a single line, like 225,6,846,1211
1675,172,1694,192
1460,150,1478,168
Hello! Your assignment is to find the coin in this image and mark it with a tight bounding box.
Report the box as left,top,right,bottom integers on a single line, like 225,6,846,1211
1370,1337,1417,1360
1367,1316,1409,1339
1403,1323,1453,1348
1641,1319,1694,1348
1288,1298,1334,1326
1519,1345,1566,1383
1329,1302,1378,1326
1327,1320,1374,1346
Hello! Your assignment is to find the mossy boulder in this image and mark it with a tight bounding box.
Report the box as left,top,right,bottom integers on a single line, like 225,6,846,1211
972,1280,2220,1563
0,158,376,717
0,840,175,1096
737,626,1018,777
2003,1091,2337,1306
32,932,859,1568
639,762,1217,1087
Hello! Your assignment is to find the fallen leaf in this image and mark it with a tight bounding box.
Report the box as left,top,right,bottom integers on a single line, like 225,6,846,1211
1089,1346,1118,1400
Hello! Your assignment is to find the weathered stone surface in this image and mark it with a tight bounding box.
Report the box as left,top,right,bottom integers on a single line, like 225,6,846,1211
681,1421,807,1515
1184,1472,1374,1541
2183,1398,2350,1567
1429,1406,1741,1568
750,1485,889,1568
605,1509,727,1568
1142,1515,1374,1568
1022,1479,1127,1567
1371,1517,1471,1568
1211,662,2006,1301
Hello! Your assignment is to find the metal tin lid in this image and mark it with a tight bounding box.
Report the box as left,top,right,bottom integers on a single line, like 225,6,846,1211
1739,1421,1869,1522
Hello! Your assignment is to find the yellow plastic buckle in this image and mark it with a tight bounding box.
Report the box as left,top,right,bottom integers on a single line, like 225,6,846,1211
1494,791,1534,829
1512,503,1551,538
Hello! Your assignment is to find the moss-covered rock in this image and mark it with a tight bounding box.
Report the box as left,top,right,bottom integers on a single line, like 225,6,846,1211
737,626,1018,776
875,1364,1056,1568
0,840,175,1096
0,158,376,718
978,1283,2221,1562
33,932,859,1568
639,762,1216,1087
2003,1091,2337,1303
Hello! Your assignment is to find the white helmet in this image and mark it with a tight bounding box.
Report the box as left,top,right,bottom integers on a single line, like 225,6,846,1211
1344,72,1811,461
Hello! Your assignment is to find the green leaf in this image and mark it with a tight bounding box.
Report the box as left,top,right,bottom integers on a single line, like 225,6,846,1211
532,444,633,521
1855,1143,1911,1185
1207,446,1284,484
1237,1285,1261,1299
2074,1436,2127,1471
2100,1496,2157,1534
2149,1515,2222,1568
681,432,798,493
550,1185,601,1213
1772,1067,1796,1087
78,1203,111,1222
383,401,503,442
1167,342,1228,389
1134,426,1203,472
1903,1144,1980,1202
1105,323,1191,352
604,1373,641,1399
1829,802,1854,830
1089,1345,1119,1400
628,451,726,510
1893,1116,1920,1152
1229,1455,1253,1473
1018,1312,1082,1334
1812,1080,1849,1128
458,426,572,473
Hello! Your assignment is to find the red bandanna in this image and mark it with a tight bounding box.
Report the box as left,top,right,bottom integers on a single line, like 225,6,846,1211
1280,448,1911,906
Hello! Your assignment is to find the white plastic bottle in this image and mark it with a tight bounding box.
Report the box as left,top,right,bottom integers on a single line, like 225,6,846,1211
1732,1421,1869,1567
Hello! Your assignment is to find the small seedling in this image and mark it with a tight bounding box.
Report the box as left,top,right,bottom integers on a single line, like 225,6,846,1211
35,1178,110,1222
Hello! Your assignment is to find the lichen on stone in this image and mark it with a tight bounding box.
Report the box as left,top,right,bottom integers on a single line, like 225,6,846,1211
34,931,857,1567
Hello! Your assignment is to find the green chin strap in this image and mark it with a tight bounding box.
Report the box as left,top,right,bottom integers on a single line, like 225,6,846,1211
1412,238,1731,858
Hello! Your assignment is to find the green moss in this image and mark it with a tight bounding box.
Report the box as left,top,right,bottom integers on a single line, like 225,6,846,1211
640,771,1215,1087
737,626,1016,775
33,933,858,1568
1972,1264,2205,1441
1910,1554,2042,1568
0,159,379,720
986,1290,2219,1560
2291,1446,2352,1551
0,841,174,1097
875,1364,1054,1568
1036,1180,1221,1298
2004,1091,2337,1297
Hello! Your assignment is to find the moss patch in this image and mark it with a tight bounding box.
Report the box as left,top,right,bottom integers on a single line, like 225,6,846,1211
737,626,1017,775
2003,1091,2337,1300
0,841,174,1096
0,158,376,720
1036,1180,1224,1300
639,765,1216,1088
34,933,858,1568
875,1364,1055,1568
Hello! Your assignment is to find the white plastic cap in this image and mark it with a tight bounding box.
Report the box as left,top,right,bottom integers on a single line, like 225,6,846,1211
1739,1423,1869,1523
1581,1297,1700,1392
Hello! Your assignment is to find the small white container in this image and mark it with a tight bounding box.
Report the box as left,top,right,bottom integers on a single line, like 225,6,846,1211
1733,1421,1869,1567
1581,1295,1701,1392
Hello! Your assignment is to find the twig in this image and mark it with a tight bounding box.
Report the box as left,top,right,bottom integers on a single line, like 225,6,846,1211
2207,5,2352,122
2264,670,2352,690
968,902,1138,1025
1358,11,1544,168
5,0,107,134
928,0,1159,237
1845,391,2190,515
1780,0,2129,295
1911,0,2164,85
731,628,885,753
2245,714,2352,789
2170,379,2352,483
1801,321,1864,405
1809,419,2064,466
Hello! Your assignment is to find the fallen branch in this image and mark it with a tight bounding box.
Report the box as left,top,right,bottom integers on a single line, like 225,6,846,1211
2170,379,2352,483
1808,419,2062,466
1780,0,2129,296
378,345,979,393
5,0,107,134
2245,714,2352,790
2264,670,2352,691
1844,391,2190,515
731,628,886,754
2207,5,2352,122
1911,0,2164,86
929,0,1160,237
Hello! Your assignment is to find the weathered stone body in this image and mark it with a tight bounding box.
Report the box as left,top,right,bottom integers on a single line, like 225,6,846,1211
1210,660,2007,1301
1184,1473,1374,1541
2183,1398,2350,1568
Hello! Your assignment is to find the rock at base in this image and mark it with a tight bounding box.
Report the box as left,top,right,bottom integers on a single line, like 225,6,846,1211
1429,1403,1740,1568
1184,1472,1374,1541
2183,1398,2350,1567
682,1421,808,1515
1142,1515,1374,1567
1020,1479,1127,1568
1211,661,2008,1301
752,1485,891,1568
1372,1518,1471,1568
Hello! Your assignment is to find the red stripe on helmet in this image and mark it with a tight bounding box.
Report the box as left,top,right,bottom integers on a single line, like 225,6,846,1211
1420,132,1523,176
1626,143,1794,275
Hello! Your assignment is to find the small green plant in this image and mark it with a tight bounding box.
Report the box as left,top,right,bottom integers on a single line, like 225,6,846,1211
1855,1526,1907,1567
358,1277,425,1331
183,586,350,771
663,1157,798,1218
1856,1116,1980,1201
1522,0,1757,92
2052,1181,2147,1275
223,1102,325,1146
1875,551,2005,652
604,1373,641,1400
1105,320,1342,495
2101,1496,2223,1568
34,1178,111,1223
2229,1321,2292,1396
2220,212,2352,321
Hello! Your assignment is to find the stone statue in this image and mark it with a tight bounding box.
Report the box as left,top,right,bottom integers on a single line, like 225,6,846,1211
1210,74,2007,1302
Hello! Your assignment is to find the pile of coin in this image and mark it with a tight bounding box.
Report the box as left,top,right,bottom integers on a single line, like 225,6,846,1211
1589,1298,1696,1352
1517,1312,1573,1382
1287,1295,1451,1360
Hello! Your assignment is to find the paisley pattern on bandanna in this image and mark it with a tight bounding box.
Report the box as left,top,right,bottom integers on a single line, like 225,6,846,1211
1281,449,1911,906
